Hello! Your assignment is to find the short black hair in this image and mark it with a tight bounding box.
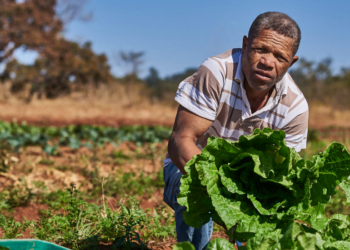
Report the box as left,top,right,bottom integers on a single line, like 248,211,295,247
248,12,301,56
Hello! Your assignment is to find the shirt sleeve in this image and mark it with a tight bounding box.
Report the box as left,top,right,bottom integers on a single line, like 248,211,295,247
175,58,224,121
282,101,309,152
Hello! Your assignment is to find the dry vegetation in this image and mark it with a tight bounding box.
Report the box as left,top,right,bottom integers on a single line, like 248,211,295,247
0,82,177,127
0,83,349,130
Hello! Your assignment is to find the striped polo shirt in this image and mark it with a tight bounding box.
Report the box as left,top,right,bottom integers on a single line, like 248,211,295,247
164,48,308,167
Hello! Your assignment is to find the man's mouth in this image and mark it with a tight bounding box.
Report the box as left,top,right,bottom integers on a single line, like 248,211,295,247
254,70,272,81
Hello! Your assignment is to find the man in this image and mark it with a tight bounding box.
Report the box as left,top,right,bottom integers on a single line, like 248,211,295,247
163,12,308,250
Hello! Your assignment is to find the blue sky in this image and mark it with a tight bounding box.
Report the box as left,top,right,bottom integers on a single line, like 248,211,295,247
14,0,350,78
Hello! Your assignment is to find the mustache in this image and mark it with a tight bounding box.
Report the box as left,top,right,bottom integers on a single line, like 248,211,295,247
253,69,273,79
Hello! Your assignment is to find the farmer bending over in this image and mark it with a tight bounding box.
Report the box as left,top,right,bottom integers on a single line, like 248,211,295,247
163,12,308,250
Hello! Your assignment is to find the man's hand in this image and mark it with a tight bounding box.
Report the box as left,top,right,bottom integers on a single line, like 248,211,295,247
168,105,213,174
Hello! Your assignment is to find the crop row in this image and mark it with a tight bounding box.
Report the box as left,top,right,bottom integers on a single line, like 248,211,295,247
0,121,172,154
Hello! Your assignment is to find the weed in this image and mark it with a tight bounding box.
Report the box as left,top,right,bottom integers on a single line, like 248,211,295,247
29,184,151,249
110,150,130,160
0,199,10,212
108,150,130,165
55,165,70,171
0,184,33,209
32,181,47,190
0,215,31,239
111,197,148,250
141,204,176,242
39,158,55,166
33,184,100,249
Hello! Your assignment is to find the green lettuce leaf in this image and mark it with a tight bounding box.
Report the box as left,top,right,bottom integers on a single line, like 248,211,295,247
172,242,195,250
178,128,350,242
177,156,221,228
172,238,235,250
243,223,317,250
206,238,235,250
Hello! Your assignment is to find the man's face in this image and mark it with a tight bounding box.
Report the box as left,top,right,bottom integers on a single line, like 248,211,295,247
241,29,299,91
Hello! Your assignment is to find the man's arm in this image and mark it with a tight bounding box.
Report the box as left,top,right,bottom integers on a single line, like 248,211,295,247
168,105,213,174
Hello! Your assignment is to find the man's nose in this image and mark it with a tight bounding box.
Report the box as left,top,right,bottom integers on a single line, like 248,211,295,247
259,54,274,69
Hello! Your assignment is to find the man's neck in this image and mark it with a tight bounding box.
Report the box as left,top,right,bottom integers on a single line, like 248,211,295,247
243,80,274,114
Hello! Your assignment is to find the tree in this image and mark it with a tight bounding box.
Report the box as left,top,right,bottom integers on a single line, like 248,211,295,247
2,40,112,100
164,68,197,84
55,0,92,25
118,51,145,78
144,67,197,102
0,0,113,99
0,0,62,63
145,67,161,88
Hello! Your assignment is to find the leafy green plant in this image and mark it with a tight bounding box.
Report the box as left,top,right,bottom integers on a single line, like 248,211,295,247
0,120,172,154
29,183,152,250
174,217,350,250
173,241,196,250
0,184,33,209
86,169,164,200
110,149,131,165
111,150,131,160
0,215,31,239
142,205,176,242
178,128,350,243
112,198,148,250
55,165,70,172
33,184,100,249
239,214,350,250
173,238,235,250
39,158,55,166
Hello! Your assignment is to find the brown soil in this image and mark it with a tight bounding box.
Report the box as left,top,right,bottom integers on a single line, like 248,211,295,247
12,203,49,223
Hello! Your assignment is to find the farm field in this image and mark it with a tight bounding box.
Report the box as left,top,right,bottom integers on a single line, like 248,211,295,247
0,140,178,249
0,121,231,250
0,101,350,250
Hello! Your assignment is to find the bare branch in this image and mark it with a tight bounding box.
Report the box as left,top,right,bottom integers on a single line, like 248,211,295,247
117,51,145,77
55,0,92,26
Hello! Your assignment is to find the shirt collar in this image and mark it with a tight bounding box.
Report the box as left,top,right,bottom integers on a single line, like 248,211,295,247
234,53,243,83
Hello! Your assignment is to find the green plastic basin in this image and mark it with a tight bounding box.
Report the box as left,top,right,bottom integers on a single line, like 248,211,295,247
0,239,70,250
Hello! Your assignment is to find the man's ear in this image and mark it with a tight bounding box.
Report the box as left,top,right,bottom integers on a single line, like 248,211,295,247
242,36,248,53
290,56,299,68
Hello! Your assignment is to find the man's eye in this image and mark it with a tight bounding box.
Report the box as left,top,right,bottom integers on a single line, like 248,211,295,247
254,48,264,53
277,55,287,62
